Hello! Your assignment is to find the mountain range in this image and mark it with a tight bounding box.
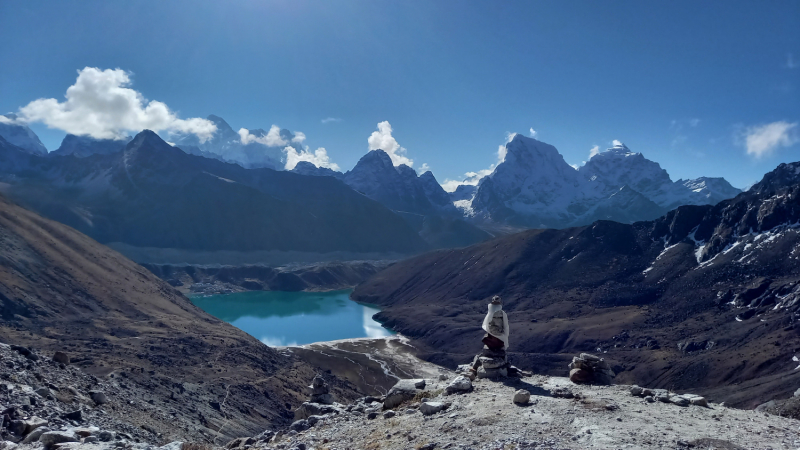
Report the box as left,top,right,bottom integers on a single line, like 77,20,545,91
352,160,800,407
466,135,741,229
0,131,430,262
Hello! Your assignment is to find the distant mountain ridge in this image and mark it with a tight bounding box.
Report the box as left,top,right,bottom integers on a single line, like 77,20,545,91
294,149,493,248
0,131,429,259
0,113,48,155
465,135,740,229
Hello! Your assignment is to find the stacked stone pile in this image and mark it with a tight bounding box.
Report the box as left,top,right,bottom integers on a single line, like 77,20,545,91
308,375,333,405
568,353,615,385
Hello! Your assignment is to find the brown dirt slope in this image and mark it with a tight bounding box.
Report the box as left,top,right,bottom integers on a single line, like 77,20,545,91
0,193,357,443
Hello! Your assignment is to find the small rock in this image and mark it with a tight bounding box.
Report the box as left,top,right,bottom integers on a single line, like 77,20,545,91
689,396,709,407
512,389,531,405
7,421,25,436
52,352,70,365
419,401,449,416
290,420,309,432
34,387,51,398
82,437,99,444
629,386,643,396
89,391,108,405
98,431,114,442
39,431,78,446
383,410,396,419
384,379,426,409
644,396,655,403
73,428,94,438
669,395,690,407
61,410,82,421
367,412,378,420
306,415,323,426
445,376,472,394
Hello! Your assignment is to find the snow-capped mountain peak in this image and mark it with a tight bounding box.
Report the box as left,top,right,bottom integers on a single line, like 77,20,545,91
0,113,48,155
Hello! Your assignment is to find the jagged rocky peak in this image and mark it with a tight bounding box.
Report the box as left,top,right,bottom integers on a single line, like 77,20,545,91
291,161,343,179
51,133,129,157
0,113,48,155
749,161,800,195
579,142,673,194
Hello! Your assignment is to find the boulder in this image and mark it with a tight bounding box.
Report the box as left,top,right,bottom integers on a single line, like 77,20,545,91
294,402,340,420
309,393,333,405
383,410,396,419
39,431,78,446
568,353,615,385
512,389,530,405
23,416,47,434
22,427,50,444
669,395,690,407
629,386,643,396
445,376,472,394
98,431,114,442
34,387,51,398
383,379,425,409
419,402,449,416
52,352,70,365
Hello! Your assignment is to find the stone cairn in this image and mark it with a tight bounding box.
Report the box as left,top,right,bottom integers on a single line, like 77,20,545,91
470,345,511,379
568,353,615,385
309,375,333,405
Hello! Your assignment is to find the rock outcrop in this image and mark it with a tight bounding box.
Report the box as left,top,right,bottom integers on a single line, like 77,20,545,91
568,353,615,385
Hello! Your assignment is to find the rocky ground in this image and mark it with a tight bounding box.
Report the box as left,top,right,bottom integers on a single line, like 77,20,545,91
236,372,800,450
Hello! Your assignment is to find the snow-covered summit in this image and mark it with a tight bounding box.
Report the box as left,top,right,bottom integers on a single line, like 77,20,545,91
467,136,739,229
0,114,48,155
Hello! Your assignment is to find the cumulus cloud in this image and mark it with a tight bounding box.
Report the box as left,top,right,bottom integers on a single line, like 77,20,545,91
612,139,624,147
291,132,306,144
743,121,799,158
417,163,431,174
238,125,293,147
529,128,537,137
283,146,340,171
367,121,413,167
589,145,600,158
0,114,18,125
321,117,342,124
441,143,508,192
16,67,216,141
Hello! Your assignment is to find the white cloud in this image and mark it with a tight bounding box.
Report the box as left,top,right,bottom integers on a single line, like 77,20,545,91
0,115,17,125
367,121,413,167
589,145,600,158
418,163,431,174
16,67,216,141
238,125,292,147
569,163,579,170
321,117,342,124
291,131,306,144
612,139,624,147
743,121,799,158
505,132,517,143
441,143,508,192
283,145,340,171
787,53,799,69
529,128,537,137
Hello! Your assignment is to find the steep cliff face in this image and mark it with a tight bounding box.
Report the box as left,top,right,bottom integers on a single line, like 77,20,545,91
353,160,800,407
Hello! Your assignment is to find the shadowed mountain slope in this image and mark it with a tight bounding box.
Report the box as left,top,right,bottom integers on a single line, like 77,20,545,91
353,161,800,408
0,192,358,441
0,132,427,259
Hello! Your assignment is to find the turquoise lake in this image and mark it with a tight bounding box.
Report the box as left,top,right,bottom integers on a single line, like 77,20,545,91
190,289,393,346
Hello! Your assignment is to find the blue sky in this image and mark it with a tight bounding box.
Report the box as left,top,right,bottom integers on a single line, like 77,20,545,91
1,0,798,189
